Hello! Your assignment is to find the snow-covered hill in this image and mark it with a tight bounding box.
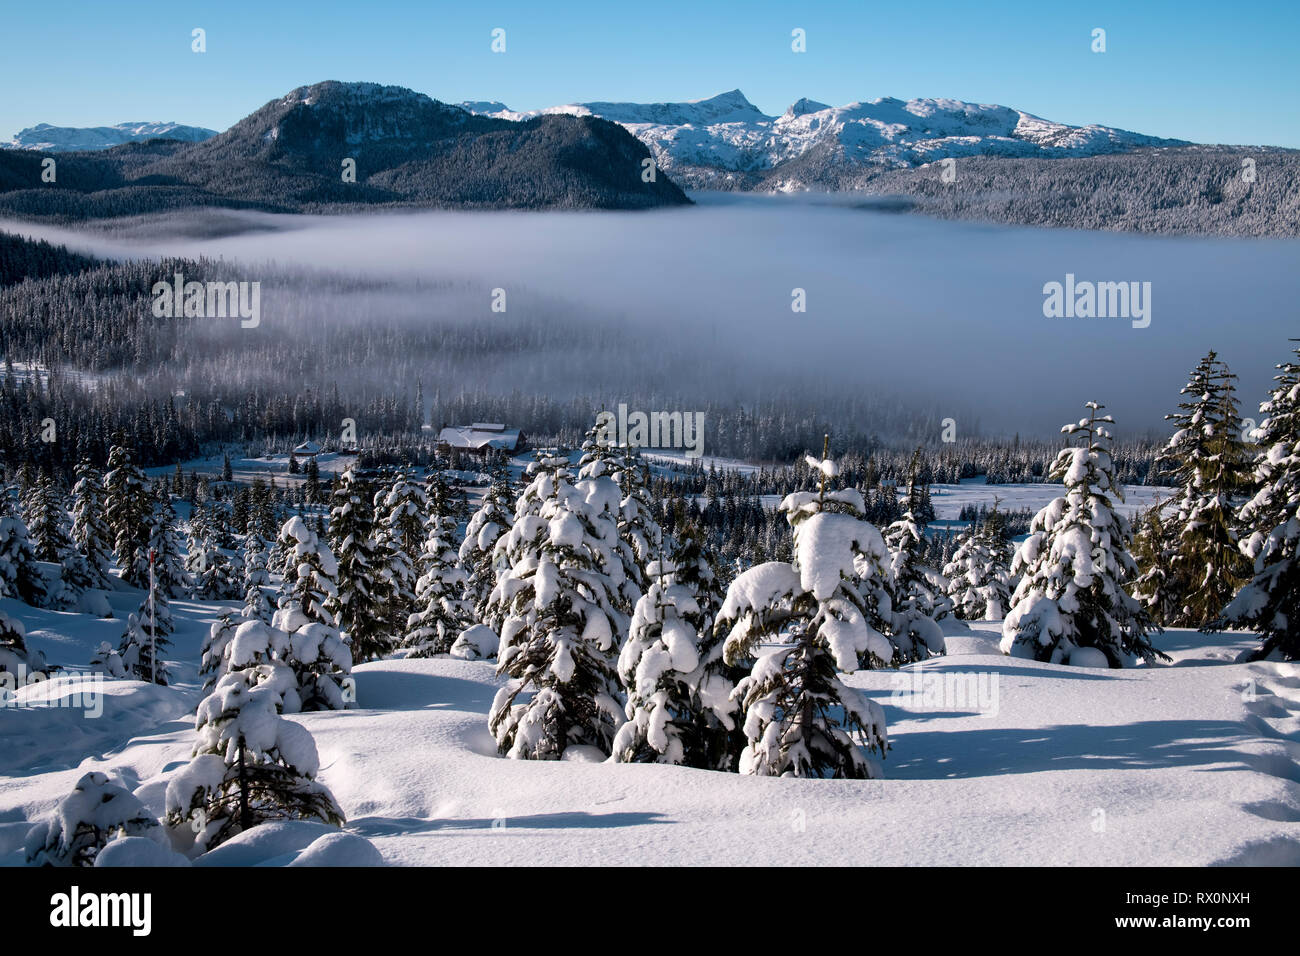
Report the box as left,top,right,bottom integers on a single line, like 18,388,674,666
460,90,1189,188
4,122,217,152
3,592,1296,866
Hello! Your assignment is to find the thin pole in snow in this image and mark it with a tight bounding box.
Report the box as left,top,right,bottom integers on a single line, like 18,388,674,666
148,547,157,684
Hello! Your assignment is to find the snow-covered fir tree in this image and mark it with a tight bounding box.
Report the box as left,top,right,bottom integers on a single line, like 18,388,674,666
404,511,472,657
613,446,663,592
103,443,151,585
0,498,47,607
459,469,515,631
200,613,250,694
118,610,170,685
188,527,240,600
270,604,355,711
23,472,73,563
612,530,738,769
242,580,272,623
1002,403,1166,667
270,517,353,709
164,668,344,855
133,496,190,599
487,452,628,760
375,469,426,631
1219,339,1300,660
1131,499,1180,625
70,460,113,591
943,506,1014,621
241,530,272,622
1151,351,1251,627
714,450,891,778
883,505,949,663
578,428,643,612
326,465,392,662
275,516,337,625
25,772,166,867
89,641,125,678
0,607,46,678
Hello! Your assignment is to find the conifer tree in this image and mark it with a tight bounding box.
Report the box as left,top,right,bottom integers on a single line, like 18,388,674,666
1153,351,1251,626
188,528,240,600
1219,340,1300,660
578,428,643,612
103,443,150,585
23,472,73,563
326,465,392,662
943,507,1014,621
612,530,737,769
241,531,272,621
275,516,337,625
884,506,949,663
118,610,171,685
70,461,113,590
714,449,891,778
0,497,47,607
1002,403,1166,667
375,470,426,629
1131,500,1179,625
270,604,355,711
459,470,515,630
0,607,46,678
268,516,353,708
164,668,344,855
404,512,472,656
25,772,167,867
133,496,190,599
89,641,126,679
613,446,663,593
487,453,628,759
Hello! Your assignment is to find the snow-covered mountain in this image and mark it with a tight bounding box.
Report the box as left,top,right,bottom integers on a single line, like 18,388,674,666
4,121,217,152
460,90,1190,188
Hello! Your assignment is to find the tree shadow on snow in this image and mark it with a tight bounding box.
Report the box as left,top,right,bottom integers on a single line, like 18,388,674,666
347,811,672,836
351,670,497,713
885,719,1293,781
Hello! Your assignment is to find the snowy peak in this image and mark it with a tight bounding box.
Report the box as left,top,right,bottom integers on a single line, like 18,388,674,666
785,98,831,118
4,121,217,152
465,89,771,127
464,90,1189,185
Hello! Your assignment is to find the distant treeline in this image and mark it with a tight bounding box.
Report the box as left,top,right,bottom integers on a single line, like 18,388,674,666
673,146,1300,238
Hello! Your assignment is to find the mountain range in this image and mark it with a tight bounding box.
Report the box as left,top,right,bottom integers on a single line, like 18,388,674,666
4,82,1293,235
4,121,217,152
0,82,687,217
460,89,1190,189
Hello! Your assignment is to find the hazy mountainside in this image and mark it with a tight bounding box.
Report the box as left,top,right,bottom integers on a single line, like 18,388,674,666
0,82,689,220
835,147,1300,238
0,230,99,286
462,89,1190,185
3,121,217,152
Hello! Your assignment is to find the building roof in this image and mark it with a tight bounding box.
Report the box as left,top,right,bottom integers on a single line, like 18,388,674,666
437,425,520,451
293,441,322,456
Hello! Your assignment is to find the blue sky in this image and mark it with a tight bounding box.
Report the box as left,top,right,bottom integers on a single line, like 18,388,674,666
2,0,1297,146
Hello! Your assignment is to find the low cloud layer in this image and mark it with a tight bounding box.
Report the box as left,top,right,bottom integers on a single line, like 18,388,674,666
6,194,1297,437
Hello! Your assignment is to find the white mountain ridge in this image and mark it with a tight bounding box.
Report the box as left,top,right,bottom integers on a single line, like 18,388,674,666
458,89,1189,179
4,121,218,152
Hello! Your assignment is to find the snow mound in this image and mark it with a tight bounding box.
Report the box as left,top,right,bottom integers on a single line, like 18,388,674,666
193,820,381,867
